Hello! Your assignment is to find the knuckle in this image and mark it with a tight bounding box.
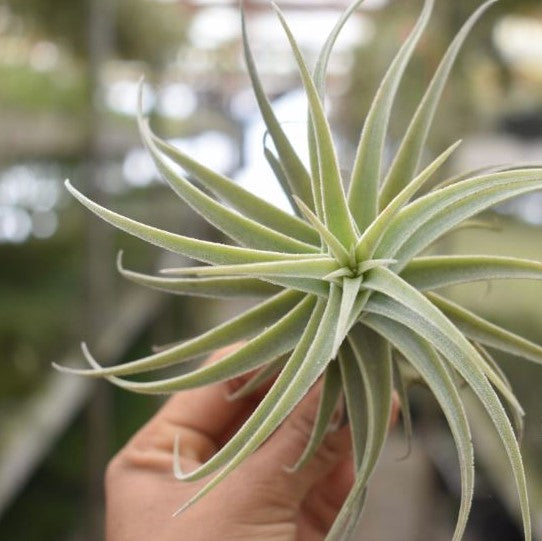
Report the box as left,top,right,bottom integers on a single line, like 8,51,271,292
313,432,344,464
104,450,126,491
104,459,118,493
287,401,319,444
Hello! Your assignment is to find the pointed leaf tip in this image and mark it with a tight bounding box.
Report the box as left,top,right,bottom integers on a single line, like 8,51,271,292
348,0,434,231
173,433,185,480
379,0,499,208
81,342,101,370
116,250,125,272
273,2,358,245
137,77,146,122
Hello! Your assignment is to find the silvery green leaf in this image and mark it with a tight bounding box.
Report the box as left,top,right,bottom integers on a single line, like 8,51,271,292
140,118,318,255
172,285,341,513
287,360,343,472
226,356,286,401
327,325,393,539
402,255,542,291
151,132,318,245
260,276,330,297
355,140,460,261
160,257,339,280
80,294,316,394
444,217,502,235
263,145,300,215
294,196,351,266
273,3,358,246
375,170,542,268
54,289,303,377
363,280,531,539
242,9,314,208
117,252,280,298
364,315,473,541
171,297,326,483
338,343,367,469
65,180,322,266
393,356,414,459
428,293,542,365
309,0,368,220
379,0,499,207
435,163,542,191
313,0,366,99
364,269,524,417
333,276,364,356
473,343,524,441
348,0,433,232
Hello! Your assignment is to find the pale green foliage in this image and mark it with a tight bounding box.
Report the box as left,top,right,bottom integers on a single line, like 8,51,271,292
55,1,542,539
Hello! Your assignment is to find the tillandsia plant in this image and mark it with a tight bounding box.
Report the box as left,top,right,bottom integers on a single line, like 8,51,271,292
55,0,542,539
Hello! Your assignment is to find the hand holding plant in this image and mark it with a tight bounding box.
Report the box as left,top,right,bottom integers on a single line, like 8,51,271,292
105,345,368,541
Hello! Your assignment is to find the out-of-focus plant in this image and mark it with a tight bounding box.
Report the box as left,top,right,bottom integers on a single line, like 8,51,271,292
4,0,186,65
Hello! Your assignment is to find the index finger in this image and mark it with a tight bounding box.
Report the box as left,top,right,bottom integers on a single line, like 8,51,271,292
127,344,270,460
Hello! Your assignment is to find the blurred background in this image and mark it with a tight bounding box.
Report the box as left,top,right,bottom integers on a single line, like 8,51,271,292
0,0,541,539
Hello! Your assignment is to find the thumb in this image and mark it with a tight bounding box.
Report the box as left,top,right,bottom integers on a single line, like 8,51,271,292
249,382,352,505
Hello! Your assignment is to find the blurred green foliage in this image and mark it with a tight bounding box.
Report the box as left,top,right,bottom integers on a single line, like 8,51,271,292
0,64,87,113
0,210,83,398
4,0,188,65
0,364,161,541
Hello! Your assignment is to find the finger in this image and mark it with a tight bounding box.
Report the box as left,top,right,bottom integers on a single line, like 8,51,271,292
390,390,400,429
126,344,271,462
247,382,353,504
298,458,354,536
298,392,401,536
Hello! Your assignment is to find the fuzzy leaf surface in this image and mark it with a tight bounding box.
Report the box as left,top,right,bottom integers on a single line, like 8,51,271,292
82,294,316,394
141,120,318,254
288,361,343,472
327,326,392,539
363,284,531,539
172,285,341,515
348,0,433,231
402,255,542,291
55,289,303,377
118,254,281,298
429,293,542,365
242,10,314,208
151,132,318,245
375,170,542,268
379,0,498,207
365,315,474,541
273,4,357,246
65,181,322,266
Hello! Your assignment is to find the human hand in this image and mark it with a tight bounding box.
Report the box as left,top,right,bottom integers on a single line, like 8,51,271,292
105,345,397,541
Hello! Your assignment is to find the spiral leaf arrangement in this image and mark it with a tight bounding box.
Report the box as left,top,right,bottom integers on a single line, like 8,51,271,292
56,1,542,539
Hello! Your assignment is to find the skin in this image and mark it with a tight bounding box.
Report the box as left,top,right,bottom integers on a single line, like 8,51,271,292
105,345,399,541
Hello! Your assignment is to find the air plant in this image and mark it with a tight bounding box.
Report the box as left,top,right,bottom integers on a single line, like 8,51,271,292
55,0,542,539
